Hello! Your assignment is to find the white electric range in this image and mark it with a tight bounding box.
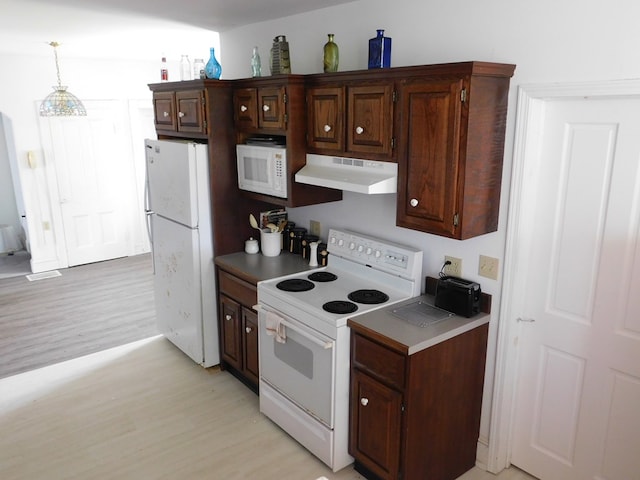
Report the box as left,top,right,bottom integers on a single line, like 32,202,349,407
256,229,423,472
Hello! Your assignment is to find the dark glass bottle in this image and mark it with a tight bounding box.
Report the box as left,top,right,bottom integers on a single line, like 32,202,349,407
368,29,392,69
323,34,339,73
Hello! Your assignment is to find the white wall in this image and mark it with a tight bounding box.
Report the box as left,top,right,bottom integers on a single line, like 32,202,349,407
0,115,21,234
0,29,218,268
219,0,640,465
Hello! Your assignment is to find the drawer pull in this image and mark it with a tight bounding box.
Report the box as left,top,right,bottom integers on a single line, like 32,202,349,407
178,111,185,118
360,397,369,406
225,314,232,321
323,124,332,132
410,198,419,207
245,326,253,333
163,111,170,118
262,104,270,112
355,126,364,135
240,105,248,112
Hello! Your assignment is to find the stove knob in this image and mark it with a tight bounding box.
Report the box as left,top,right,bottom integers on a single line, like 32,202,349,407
357,245,364,252
349,241,356,250
366,247,373,255
338,238,344,247
375,250,382,258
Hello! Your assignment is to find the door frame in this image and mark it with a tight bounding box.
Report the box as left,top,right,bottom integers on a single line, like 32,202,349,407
488,78,640,473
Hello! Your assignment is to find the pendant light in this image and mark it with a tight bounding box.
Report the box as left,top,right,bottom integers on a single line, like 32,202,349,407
39,41,86,117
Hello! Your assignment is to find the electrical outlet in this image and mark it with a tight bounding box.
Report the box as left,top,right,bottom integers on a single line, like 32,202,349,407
444,256,462,277
478,255,499,280
310,220,321,237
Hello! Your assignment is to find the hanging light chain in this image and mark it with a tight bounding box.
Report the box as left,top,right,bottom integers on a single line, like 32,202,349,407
49,41,63,88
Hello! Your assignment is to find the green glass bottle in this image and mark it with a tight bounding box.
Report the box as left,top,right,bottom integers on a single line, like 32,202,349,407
323,34,339,73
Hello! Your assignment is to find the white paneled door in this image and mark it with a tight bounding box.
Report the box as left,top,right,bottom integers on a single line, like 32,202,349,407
44,101,136,266
510,95,640,479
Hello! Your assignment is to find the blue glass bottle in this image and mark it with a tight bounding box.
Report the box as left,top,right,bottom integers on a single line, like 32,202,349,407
205,47,222,79
368,29,391,69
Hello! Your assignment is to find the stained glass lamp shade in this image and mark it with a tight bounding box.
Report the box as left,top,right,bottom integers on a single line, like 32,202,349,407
39,42,86,117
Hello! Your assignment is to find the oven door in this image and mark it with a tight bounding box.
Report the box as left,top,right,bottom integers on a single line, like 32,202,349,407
258,305,335,427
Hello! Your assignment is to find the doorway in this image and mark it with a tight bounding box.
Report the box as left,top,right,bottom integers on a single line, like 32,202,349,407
490,80,640,479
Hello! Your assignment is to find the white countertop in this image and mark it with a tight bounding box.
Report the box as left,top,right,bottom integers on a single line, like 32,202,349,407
348,295,490,355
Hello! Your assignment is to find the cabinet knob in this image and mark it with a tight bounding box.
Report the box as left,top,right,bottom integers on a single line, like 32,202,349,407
163,111,170,118
410,198,419,207
178,111,185,118
360,397,369,406
323,124,332,133
355,126,364,135
240,105,248,112
245,326,253,333
225,314,232,321
262,104,270,112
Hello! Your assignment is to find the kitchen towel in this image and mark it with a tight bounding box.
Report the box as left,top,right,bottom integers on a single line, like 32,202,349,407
265,311,287,343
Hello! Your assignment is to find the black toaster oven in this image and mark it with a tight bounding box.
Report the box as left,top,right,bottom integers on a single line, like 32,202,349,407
434,276,481,318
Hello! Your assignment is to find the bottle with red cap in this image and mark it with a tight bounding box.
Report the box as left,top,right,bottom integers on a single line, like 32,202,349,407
160,55,168,82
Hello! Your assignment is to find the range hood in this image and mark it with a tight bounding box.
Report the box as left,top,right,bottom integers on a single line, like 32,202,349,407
295,154,397,194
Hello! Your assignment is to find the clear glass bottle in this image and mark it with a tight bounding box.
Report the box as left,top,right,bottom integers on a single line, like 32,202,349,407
180,55,191,81
193,58,205,79
251,46,262,77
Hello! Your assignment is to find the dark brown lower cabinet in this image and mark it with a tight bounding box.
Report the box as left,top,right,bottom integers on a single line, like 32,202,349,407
218,269,259,392
349,323,489,480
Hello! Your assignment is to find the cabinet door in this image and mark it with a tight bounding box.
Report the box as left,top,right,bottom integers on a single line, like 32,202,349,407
306,86,344,152
233,88,258,129
153,92,176,131
175,90,206,134
258,86,286,130
220,295,242,371
350,369,403,480
242,307,259,385
396,78,464,237
347,84,394,156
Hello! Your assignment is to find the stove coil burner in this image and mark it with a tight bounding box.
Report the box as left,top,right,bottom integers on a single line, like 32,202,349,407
276,279,315,292
348,289,389,304
322,300,358,314
307,272,338,282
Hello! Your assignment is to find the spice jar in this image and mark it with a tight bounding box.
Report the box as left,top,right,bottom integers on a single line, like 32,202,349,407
288,227,307,254
317,243,329,266
301,234,319,260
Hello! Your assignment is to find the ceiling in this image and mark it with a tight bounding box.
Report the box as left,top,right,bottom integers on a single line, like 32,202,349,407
0,0,356,58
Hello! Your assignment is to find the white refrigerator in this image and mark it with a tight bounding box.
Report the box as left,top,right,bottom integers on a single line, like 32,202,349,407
145,139,219,367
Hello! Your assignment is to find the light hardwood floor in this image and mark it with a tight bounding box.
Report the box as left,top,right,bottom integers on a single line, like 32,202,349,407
0,336,537,480
0,254,158,378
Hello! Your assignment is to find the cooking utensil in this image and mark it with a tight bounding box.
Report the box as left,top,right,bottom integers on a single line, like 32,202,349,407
249,214,261,232
266,223,278,233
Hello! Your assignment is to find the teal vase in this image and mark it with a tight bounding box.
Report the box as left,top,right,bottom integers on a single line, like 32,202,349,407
205,47,222,79
323,34,339,73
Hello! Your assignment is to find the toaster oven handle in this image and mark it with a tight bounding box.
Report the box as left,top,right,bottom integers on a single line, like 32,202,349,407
255,304,334,350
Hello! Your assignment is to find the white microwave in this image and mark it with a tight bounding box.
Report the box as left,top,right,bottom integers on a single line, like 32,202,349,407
236,144,287,198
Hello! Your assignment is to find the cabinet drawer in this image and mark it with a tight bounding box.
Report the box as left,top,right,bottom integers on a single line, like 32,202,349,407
352,333,405,391
218,270,257,307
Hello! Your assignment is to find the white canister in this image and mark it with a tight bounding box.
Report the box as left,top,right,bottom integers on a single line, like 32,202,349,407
308,242,319,267
245,237,259,254
260,230,281,257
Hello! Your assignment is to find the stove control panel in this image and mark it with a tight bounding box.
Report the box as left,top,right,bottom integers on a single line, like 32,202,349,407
327,229,423,280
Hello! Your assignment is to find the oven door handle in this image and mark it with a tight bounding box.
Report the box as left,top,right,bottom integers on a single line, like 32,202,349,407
255,305,334,350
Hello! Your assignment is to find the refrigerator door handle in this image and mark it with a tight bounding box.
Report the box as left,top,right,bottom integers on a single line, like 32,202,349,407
144,154,155,274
